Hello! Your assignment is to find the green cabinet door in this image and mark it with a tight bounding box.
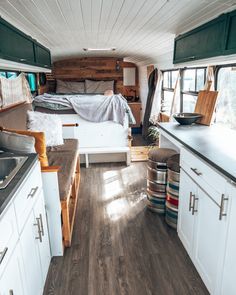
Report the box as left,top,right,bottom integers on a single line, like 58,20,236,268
224,10,236,55
34,44,51,68
0,18,35,64
173,15,227,64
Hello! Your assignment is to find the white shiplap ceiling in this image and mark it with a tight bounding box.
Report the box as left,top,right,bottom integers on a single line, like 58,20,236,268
0,0,236,66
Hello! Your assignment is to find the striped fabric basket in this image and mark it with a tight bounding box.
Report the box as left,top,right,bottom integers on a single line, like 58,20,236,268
146,189,166,214
165,168,180,228
146,148,178,214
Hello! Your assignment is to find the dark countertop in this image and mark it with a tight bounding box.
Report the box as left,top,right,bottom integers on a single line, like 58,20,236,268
158,122,236,183
0,152,38,215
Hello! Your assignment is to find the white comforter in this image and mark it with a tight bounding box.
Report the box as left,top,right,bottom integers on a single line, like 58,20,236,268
34,93,135,125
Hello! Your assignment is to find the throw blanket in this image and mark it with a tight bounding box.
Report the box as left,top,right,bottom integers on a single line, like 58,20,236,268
33,93,136,125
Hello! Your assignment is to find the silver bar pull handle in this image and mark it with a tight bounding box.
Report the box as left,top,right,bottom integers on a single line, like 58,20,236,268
219,194,229,220
9,290,14,295
27,186,39,199
192,195,199,215
0,247,8,264
39,214,44,236
34,218,42,242
191,168,202,176
189,192,193,212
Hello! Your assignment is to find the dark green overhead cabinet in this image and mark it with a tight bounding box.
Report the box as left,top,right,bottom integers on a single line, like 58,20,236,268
34,43,51,68
0,17,51,69
225,10,236,55
173,14,227,64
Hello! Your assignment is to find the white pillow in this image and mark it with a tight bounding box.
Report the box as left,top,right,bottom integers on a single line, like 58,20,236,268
27,111,64,147
85,80,114,94
56,80,85,94
0,131,36,153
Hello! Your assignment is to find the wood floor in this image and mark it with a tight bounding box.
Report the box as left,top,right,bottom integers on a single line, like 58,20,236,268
43,162,209,295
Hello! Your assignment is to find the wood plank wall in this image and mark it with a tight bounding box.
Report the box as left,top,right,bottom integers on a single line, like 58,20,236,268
45,57,139,96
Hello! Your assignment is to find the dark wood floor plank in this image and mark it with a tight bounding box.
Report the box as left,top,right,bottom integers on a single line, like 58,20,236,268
44,162,209,295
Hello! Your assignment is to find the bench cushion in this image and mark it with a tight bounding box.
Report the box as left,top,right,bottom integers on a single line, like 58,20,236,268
47,139,79,200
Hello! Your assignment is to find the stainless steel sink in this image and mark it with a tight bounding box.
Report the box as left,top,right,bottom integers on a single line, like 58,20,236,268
0,156,28,189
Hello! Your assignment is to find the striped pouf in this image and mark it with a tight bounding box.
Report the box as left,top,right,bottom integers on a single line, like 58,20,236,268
146,148,178,214
165,154,180,228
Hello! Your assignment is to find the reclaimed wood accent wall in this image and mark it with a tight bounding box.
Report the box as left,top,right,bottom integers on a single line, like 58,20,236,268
48,57,139,96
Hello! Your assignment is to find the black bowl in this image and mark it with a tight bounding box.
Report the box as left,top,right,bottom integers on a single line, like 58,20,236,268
173,113,203,125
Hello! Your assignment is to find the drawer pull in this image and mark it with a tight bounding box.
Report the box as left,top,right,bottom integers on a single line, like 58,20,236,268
34,217,42,243
192,195,199,215
39,214,44,236
189,192,194,211
0,247,8,264
9,290,14,295
219,194,229,220
27,186,39,199
191,168,202,176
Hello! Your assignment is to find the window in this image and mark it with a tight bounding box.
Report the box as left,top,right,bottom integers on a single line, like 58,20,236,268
0,72,6,77
7,72,18,79
182,68,206,112
162,70,179,115
0,71,19,79
215,66,236,129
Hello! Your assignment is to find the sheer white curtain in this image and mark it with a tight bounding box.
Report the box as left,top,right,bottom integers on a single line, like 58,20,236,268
169,70,181,120
150,69,163,123
215,68,236,129
0,73,32,108
204,66,215,90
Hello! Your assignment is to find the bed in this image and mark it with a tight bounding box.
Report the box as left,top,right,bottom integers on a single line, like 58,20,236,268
33,89,135,167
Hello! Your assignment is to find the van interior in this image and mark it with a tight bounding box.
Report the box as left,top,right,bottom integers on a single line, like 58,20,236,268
0,1,236,294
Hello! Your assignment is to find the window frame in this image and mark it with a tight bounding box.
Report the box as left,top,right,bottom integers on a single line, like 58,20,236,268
181,67,207,112
161,69,179,114
215,63,236,90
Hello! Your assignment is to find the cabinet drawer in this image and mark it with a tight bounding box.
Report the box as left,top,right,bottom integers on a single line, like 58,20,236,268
14,161,42,233
0,205,18,277
180,147,227,205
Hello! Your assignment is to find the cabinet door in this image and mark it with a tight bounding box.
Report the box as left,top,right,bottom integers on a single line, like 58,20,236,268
33,191,51,287
173,14,227,63
224,10,236,55
177,169,197,256
0,244,25,295
34,44,51,68
20,211,42,295
193,187,229,294
220,183,236,295
0,18,35,64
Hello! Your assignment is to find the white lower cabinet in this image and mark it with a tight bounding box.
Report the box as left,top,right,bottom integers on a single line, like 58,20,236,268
178,154,231,294
220,183,236,295
20,191,50,295
193,187,229,294
0,161,51,295
0,244,26,295
32,191,51,286
178,170,196,256
20,209,42,295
